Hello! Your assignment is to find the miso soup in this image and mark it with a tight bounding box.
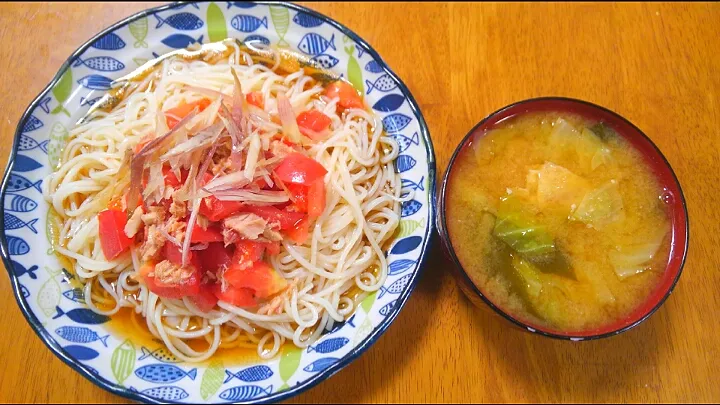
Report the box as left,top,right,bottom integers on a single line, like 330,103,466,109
445,112,672,332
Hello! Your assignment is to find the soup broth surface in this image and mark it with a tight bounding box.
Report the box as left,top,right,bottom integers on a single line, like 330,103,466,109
446,112,671,332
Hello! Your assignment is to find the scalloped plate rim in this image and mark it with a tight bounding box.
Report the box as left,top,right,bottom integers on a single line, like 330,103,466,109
0,1,437,404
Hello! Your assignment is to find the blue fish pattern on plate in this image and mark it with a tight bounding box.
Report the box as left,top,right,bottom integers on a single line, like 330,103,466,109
219,385,273,402
55,326,109,347
365,60,383,73
298,33,335,55
382,113,412,133
14,155,43,172
77,74,113,90
137,386,190,401
72,56,125,72
401,176,424,192
323,313,356,336
401,199,422,217
38,96,51,114
139,346,181,363
4,193,38,212
372,94,405,112
303,358,338,373
379,299,398,316
379,274,413,298
80,96,102,107
231,15,268,33
62,287,86,303
7,236,29,255
64,345,99,361
244,34,270,46
390,236,422,255
392,132,419,153
395,155,417,173
227,1,256,8
7,174,42,193
135,364,197,383
389,259,416,276
310,54,339,69
4,213,38,233
154,12,204,30
22,115,43,133
161,34,204,49
53,306,110,325
18,135,49,153
365,74,397,94
20,284,30,298
91,33,126,50
12,260,37,279
307,337,349,354
293,12,324,28
223,365,273,383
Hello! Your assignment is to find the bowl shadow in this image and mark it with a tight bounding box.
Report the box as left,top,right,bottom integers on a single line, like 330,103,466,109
461,291,667,402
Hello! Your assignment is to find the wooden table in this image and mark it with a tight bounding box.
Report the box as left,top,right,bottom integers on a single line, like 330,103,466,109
1,2,718,403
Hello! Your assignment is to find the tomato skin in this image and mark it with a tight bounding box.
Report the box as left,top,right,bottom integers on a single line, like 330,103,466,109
98,209,133,260
324,81,364,110
190,225,224,243
189,285,218,312
285,217,311,245
241,205,304,230
211,283,257,307
296,110,331,139
274,153,328,185
307,179,325,218
197,242,233,273
165,99,211,128
286,183,308,212
246,92,264,109
200,196,245,222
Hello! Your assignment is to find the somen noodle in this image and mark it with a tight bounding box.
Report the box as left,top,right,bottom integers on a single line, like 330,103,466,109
43,40,404,362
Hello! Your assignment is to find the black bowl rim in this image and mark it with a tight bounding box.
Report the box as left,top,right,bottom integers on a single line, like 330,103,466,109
437,96,689,341
0,1,437,403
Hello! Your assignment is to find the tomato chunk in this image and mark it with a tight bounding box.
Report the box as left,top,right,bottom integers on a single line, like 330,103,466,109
297,110,331,139
285,217,311,245
242,205,304,230
246,91,264,109
163,242,202,271
165,99,212,128
190,225,224,243
200,196,245,221
140,262,202,299
197,242,233,273
307,179,325,218
190,285,219,312
324,81,364,110
98,209,133,260
224,261,288,299
286,183,308,212
211,283,257,308
234,240,267,265
274,153,327,185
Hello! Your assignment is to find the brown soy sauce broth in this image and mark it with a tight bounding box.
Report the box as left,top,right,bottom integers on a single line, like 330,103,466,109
446,112,672,333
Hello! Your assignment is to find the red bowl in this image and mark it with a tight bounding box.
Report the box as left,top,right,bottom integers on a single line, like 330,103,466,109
438,97,689,340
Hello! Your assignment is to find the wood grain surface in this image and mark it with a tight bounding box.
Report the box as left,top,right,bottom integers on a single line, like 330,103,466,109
1,2,719,403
